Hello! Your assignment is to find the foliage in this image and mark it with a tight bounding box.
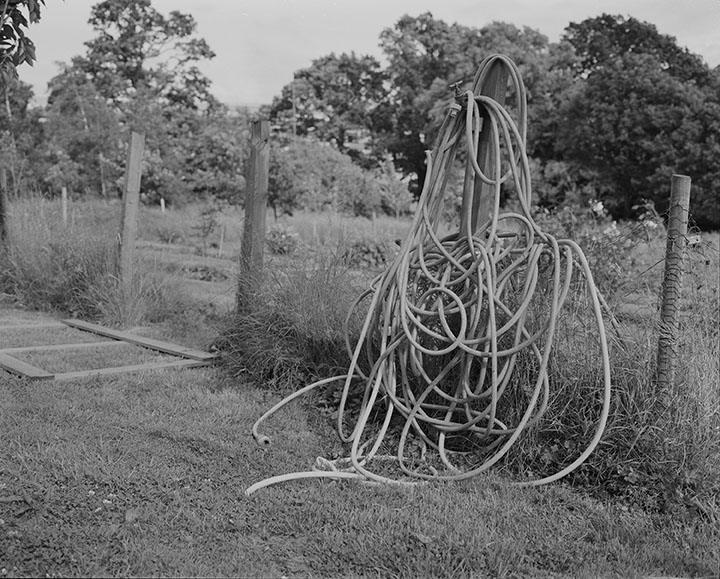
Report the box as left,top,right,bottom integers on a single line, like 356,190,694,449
268,52,388,167
342,236,393,269
190,197,227,254
563,13,710,83
519,203,719,513
0,223,117,317
559,14,720,229
9,5,719,234
263,12,719,231
38,0,246,203
0,0,44,82
268,137,386,218
376,15,577,193
1,197,718,577
0,76,45,195
265,225,300,255
376,158,414,217
44,62,122,196
81,0,215,109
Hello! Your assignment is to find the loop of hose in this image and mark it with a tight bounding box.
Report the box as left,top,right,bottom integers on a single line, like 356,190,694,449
246,54,611,496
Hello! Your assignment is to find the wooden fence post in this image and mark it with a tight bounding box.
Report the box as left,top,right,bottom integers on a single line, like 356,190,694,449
657,174,692,391
0,167,8,245
118,131,145,303
61,186,68,227
236,120,270,313
460,59,509,237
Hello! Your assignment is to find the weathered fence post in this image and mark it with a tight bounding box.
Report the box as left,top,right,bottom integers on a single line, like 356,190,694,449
118,131,145,303
61,186,68,227
0,167,8,245
657,174,692,391
236,119,270,313
460,59,509,237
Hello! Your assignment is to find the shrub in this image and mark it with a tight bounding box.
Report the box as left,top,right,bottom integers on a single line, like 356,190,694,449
268,138,387,218
343,237,394,269
265,225,300,255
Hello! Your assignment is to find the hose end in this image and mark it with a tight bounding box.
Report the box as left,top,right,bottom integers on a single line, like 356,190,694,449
448,102,462,118
254,434,271,446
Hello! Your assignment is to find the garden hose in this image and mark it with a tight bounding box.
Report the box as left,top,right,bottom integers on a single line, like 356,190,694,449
246,54,612,496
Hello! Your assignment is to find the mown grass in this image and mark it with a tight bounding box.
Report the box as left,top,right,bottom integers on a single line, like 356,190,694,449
1,368,719,578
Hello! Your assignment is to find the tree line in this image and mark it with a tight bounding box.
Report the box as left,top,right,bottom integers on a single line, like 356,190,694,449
2,1,719,228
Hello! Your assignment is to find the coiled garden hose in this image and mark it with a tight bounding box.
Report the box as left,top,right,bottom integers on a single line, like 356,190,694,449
246,54,612,496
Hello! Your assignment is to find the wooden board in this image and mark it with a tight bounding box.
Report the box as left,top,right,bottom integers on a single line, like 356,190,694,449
54,358,211,381
0,322,68,331
0,352,54,380
62,319,217,361
0,341,125,354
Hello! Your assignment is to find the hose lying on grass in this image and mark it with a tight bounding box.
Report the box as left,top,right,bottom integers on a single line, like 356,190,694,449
246,54,611,496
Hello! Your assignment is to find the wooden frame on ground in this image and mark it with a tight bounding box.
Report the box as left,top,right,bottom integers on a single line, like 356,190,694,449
0,319,217,381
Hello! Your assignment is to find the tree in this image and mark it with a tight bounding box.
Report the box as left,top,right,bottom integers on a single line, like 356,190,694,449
0,0,45,82
43,0,245,203
267,137,387,218
564,14,709,83
377,13,461,193
558,15,720,228
377,14,577,195
0,76,45,194
44,60,121,196
268,52,388,167
81,0,216,110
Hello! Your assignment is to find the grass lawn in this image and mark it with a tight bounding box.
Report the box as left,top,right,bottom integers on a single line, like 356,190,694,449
1,363,718,578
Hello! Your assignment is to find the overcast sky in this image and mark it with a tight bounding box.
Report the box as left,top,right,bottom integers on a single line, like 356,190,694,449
20,0,720,107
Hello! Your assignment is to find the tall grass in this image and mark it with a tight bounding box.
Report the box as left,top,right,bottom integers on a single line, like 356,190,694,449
0,197,190,328
220,248,368,392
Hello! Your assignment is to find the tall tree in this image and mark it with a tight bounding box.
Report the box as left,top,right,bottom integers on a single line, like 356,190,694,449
0,76,44,194
377,14,576,194
81,0,216,110
558,15,720,228
377,13,460,192
44,0,245,203
268,52,388,167
564,13,709,83
44,60,121,196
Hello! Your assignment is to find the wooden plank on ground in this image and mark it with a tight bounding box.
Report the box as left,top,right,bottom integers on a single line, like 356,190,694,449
0,352,54,380
0,322,67,331
0,341,127,354
54,358,212,381
62,319,217,361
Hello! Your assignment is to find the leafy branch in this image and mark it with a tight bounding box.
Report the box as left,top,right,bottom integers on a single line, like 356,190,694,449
0,0,46,83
